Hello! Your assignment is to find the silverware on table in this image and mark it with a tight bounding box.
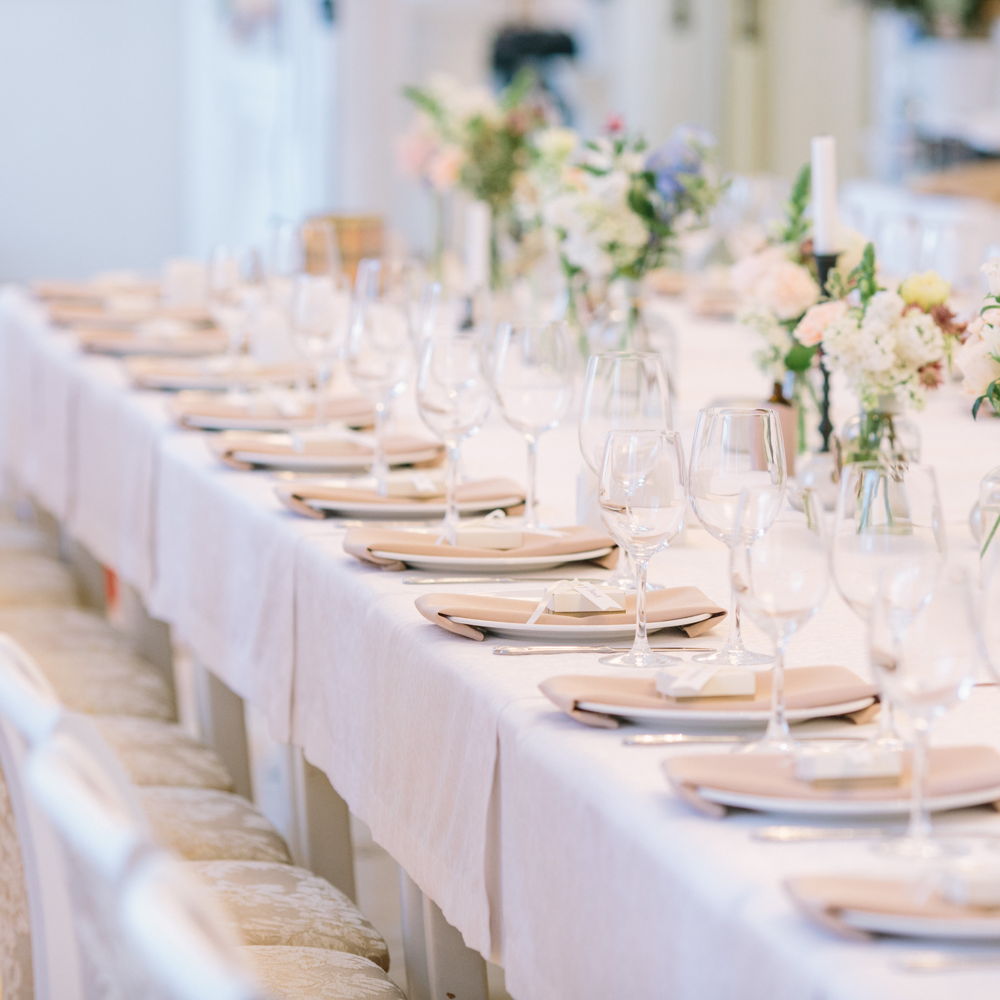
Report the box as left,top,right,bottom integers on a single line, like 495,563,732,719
625,734,868,748
404,576,604,586
493,645,711,656
897,951,1000,973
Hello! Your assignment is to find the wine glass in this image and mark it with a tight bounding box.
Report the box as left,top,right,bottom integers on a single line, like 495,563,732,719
416,326,492,542
485,321,574,530
344,259,414,496
688,406,787,665
869,566,980,859
288,274,349,432
731,485,829,752
207,246,245,373
579,352,673,589
598,430,687,668
831,462,947,747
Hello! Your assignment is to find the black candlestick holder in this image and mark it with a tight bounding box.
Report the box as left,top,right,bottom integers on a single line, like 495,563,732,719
814,251,839,454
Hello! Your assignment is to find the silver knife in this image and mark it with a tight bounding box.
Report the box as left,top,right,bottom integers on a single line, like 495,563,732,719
493,644,711,656
623,734,868,747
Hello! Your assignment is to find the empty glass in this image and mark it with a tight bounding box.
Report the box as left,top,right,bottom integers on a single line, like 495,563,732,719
416,327,492,542
598,430,687,668
288,274,349,432
688,406,787,665
869,567,981,859
732,486,829,751
485,320,574,530
344,259,414,495
579,352,673,589
831,462,947,747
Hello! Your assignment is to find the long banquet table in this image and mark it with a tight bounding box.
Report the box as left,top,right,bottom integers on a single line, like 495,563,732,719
3,284,1000,999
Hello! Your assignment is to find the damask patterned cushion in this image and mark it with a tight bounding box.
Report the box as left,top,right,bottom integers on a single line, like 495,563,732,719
0,768,32,1000
244,946,405,999
139,787,291,864
0,554,78,607
94,717,234,791
35,647,175,721
190,861,390,971
0,606,129,654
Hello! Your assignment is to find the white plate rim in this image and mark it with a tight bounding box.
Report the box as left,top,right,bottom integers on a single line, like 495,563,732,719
582,695,876,725
693,780,1000,817
303,493,524,518
233,445,442,470
840,906,1000,940
370,545,614,571
450,611,711,639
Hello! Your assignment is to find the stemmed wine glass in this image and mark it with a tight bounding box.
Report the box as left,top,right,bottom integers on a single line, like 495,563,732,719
688,406,787,665
416,325,492,543
344,259,413,496
597,430,687,668
869,566,981,859
288,274,349,433
831,462,947,747
579,352,672,588
731,485,829,752
485,321,574,530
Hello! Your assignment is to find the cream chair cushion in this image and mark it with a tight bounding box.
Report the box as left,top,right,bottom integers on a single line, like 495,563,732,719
191,861,390,971
139,787,291,864
245,946,405,1000
94,717,234,791
0,520,50,555
0,554,78,607
0,606,129,654
0,768,32,1000
34,647,175,721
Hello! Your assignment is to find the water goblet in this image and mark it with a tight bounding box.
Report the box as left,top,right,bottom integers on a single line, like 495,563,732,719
598,429,687,668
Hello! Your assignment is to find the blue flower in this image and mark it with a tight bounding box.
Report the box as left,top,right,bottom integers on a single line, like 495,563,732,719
645,125,713,216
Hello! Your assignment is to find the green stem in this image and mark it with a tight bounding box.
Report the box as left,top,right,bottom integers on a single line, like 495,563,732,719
982,508,1000,559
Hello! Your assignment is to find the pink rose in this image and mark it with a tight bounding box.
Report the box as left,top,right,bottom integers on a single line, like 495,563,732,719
794,299,848,347
396,125,436,178
731,246,787,296
427,146,464,192
759,260,820,321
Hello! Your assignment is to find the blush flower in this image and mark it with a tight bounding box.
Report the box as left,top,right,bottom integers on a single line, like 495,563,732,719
794,300,848,346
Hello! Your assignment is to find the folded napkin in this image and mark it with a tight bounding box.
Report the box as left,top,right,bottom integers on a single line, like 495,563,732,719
278,476,525,519
346,524,618,573
126,357,307,389
210,431,444,471
169,392,374,430
418,584,722,641
664,744,1000,819
31,277,160,304
541,664,875,730
76,326,227,357
48,302,211,329
785,874,1000,941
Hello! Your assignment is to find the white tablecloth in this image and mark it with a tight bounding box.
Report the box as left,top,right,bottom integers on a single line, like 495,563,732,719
3,285,1000,998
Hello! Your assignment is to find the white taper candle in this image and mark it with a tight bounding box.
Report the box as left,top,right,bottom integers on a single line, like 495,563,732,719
811,135,839,256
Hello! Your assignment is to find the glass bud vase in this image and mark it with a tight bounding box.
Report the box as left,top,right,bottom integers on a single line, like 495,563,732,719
971,464,1000,560
838,395,921,468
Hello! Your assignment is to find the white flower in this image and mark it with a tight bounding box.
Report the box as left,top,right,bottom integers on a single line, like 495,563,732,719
957,335,1000,397
757,260,819,321
535,127,578,164
982,258,1000,297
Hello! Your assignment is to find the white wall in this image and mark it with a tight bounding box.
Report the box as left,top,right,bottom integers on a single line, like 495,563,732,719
0,0,185,280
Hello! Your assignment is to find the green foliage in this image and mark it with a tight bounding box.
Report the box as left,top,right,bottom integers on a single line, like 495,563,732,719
784,341,819,373
777,164,811,246
850,243,880,308
973,379,1000,419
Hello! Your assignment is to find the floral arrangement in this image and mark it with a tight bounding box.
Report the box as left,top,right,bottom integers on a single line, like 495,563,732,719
860,0,994,38
795,244,963,409
732,165,867,386
400,72,545,215
956,259,1000,418
533,124,722,287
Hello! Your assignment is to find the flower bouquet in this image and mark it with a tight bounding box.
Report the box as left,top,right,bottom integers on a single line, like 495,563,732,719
530,123,722,351
795,244,964,465
401,72,546,287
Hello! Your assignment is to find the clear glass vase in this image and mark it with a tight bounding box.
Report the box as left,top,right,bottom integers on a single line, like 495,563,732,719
971,464,1000,561
839,395,921,468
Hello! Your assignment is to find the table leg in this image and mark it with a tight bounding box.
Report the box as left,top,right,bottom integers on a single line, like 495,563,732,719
192,661,253,799
399,871,489,1000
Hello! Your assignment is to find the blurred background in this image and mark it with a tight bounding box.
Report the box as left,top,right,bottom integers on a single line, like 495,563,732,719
3,0,1000,280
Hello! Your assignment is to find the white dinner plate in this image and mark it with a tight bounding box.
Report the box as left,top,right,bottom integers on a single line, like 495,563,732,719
184,411,318,432
132,365,305,391
370,545,615,573
233,443,442,472
579,696,877,727
449,612,711,641
301,493,524,519
840,907,1000,940
692,780,1000,817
